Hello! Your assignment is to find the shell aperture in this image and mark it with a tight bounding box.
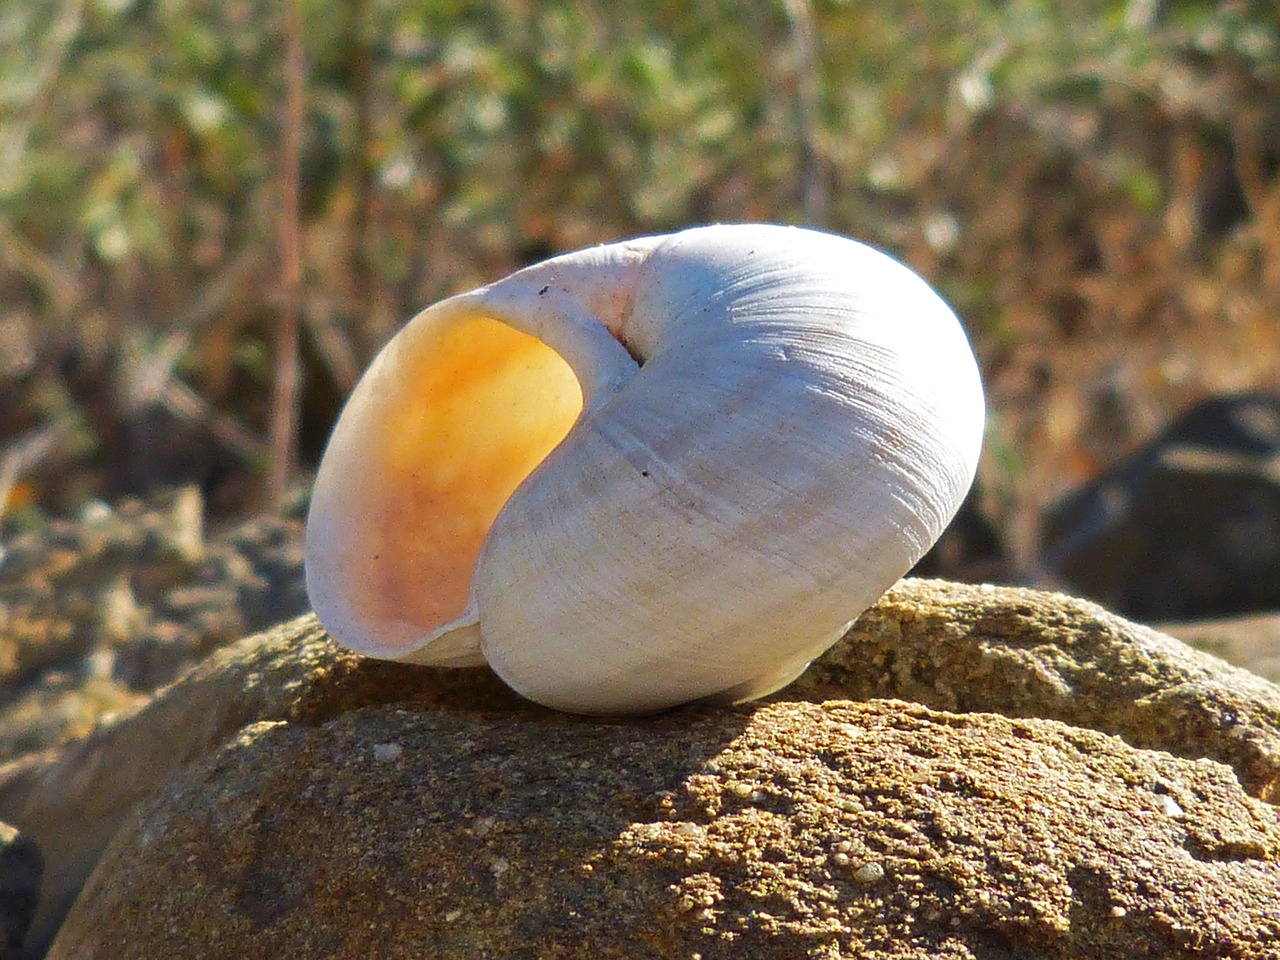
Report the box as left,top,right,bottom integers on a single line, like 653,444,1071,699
304,311,585,665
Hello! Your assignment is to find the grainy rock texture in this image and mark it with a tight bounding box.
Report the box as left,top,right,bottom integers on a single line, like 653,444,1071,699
0,821,41,960
786,580,1280,802
49,702,1280,959
4,579,1280,957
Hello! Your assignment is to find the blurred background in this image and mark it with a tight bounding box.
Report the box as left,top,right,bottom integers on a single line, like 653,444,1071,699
1,0,1278,623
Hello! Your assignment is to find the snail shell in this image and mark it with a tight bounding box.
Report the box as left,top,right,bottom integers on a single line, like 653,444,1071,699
305,224,984,714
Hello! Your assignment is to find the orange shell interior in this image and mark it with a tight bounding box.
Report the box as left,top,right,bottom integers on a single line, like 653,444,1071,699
339,313,583,648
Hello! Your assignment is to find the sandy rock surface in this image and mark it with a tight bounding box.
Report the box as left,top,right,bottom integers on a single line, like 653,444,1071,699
0,615,519,956
0,578,1273,957
49,700,1280,959
788,580,1280,801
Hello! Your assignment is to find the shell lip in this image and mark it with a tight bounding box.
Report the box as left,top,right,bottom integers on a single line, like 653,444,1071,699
402,606,487,668
301,498,489,667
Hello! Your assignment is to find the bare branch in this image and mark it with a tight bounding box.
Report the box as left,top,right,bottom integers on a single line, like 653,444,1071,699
268,0,306,507
161,381,269,464
780,0,827,226
0,216,82,318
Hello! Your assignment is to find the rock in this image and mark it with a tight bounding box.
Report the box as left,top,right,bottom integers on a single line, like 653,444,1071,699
1040,392,1280,620
0,615,521,957
3,579,1278,956
1161,612,1280,686
0,486,309,762
48,702,1280,959
0,821,41,960
786,579,1280,801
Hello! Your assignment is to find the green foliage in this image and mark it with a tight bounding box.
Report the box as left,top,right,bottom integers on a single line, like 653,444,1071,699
2,0,1274,306
1,0,1277,513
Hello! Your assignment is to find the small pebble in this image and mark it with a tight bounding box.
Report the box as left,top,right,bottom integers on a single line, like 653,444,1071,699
80,501,112,524
1155,794,1184,818
372,742,403,762
852,861,885,884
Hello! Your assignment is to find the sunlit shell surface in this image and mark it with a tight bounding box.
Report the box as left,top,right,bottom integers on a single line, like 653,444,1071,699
305,224,984,713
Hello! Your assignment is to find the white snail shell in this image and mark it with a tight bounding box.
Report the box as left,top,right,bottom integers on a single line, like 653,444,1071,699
305,224,984,714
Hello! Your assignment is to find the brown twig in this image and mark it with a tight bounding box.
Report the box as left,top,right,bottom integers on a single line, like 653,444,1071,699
117,331,269,465
118,331,189,413
781,0,827,226
269,0,305,508
345,0,377,324
304,295,363,394
160,381,270,464
177,243,268,332
0,216,82,320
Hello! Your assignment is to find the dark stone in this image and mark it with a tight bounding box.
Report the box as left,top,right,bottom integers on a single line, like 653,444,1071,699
1041,392,1280,620
0,823,42,959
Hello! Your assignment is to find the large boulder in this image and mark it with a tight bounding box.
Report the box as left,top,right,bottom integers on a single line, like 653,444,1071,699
0,615,521,957
0,579,1275,957
49,701,1280,960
